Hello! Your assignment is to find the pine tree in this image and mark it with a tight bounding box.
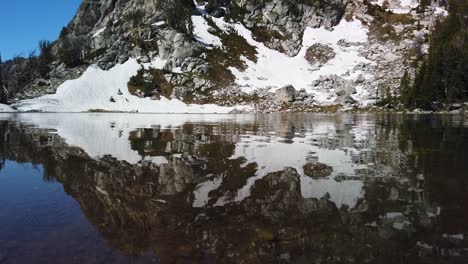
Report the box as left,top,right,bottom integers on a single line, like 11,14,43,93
399,70,411,105
0,54,3,87
0,54,4,103
405,0,468,108
164,0,195,36
418,0,431,13
59,37,83,67
0,54,9,104
38,40,54,78
59,27,69,39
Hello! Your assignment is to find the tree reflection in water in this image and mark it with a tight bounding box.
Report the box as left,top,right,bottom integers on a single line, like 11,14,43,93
0,113,467,263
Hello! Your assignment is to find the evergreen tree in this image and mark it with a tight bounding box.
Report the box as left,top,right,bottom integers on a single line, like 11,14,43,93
0,54,3,87
405,0,468,108
399,70,411,105
0,54,4,103
59,27,69,39
164,0,195,36
59,37,83,67
418,0,431,13
26,51,38,82
38,40,54,78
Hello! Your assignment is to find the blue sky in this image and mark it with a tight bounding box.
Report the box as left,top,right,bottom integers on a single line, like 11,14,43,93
0,0,82,60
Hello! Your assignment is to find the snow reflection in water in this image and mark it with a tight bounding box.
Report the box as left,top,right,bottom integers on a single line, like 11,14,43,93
0,113,381,209
1,113,467,263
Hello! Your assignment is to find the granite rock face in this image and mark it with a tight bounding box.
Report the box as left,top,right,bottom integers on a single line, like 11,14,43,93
211,0,349,55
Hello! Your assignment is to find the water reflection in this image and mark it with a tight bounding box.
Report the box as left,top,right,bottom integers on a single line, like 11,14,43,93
0,113,467,263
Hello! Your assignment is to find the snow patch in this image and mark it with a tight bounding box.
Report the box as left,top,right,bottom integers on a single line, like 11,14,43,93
433,7,448,16
192,15,222,47
152,21,166,27
92,27,106,38
372,0,419,14
144,57,168,70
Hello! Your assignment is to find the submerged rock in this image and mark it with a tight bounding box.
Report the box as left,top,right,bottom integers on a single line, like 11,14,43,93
303,162,333,179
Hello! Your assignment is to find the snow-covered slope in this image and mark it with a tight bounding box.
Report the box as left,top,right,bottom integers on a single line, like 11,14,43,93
209,17,370,104
0,104,16,112
2,0,448,112
12,59,249,113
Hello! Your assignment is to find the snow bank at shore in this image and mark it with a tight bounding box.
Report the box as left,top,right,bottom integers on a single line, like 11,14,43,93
0,104,16,112
10,59,249,113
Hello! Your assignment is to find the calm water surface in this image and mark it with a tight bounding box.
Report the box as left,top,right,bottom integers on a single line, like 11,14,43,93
0,113,467,263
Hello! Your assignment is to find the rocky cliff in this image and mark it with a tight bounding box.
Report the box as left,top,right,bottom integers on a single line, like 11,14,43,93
0,0,448,112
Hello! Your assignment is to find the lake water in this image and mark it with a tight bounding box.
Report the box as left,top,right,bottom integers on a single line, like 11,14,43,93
0,113,467,263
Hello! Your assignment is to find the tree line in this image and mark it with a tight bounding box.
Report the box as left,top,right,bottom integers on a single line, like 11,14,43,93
0,40,55,103
401,0,468,109
0,28,89,103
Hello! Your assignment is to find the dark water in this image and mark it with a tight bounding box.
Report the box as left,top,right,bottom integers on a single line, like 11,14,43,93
0,113,467,264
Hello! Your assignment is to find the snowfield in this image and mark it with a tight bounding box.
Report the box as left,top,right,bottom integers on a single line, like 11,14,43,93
191,0,375,105
11,59,249,113
206,14,372,105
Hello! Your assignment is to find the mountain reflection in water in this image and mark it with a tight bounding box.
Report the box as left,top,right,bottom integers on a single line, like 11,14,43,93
0,113,467,264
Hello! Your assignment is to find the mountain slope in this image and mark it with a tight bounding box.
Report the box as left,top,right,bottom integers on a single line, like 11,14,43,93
0,0,448,112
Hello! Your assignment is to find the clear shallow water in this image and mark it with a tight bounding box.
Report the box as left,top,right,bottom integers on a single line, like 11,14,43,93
0,113,467,263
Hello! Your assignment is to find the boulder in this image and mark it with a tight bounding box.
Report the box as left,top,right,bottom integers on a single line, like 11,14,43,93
336,89,347,97
37,79,49,87
355,74,366,84
463,102,468,111
295,89,309,101
275,85,297,103
305,43,336,65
